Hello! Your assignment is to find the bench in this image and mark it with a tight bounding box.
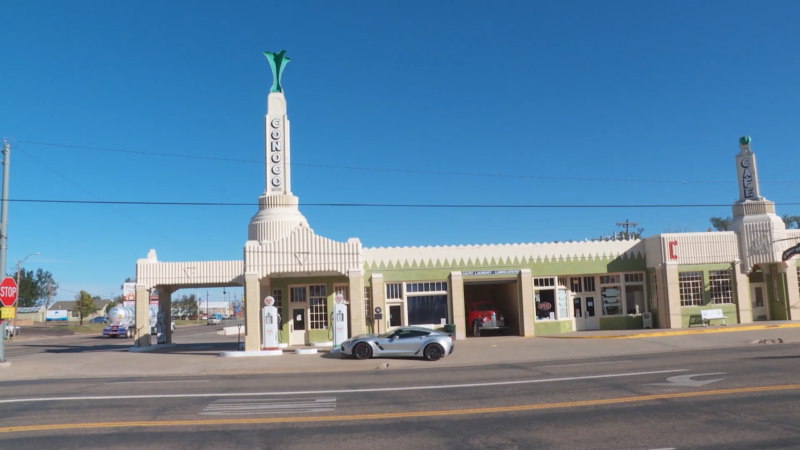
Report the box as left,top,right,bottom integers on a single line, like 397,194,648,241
700,309,728,327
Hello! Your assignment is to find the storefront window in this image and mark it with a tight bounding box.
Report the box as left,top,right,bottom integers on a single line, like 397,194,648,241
535,290,556,320
625,285,645,314
407,295,448,326
649,274,658,310
601,286,621,315
557,289,568,319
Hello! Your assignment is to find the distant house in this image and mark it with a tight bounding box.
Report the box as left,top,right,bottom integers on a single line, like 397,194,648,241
16,306,46,324
48,300,111,322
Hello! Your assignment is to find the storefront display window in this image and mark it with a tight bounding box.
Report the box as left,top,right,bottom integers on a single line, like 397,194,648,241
407,295,448,326
557,289,568,319
601,286,621,315
535,290,556,320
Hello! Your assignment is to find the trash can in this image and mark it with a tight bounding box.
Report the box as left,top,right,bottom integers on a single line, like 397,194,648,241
443,324,456,339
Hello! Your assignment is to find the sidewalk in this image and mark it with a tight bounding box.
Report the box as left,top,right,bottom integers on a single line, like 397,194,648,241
1,324,798,382
543,320,800,339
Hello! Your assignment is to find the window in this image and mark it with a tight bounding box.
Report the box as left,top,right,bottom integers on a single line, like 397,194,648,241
535,290,555,320
405,282,447,293
624,273,644,283
533,277,555,287
709,270,733,304
570,277,582,293
386,283,403,299
395,329,430,339
364,287,372,322
290,287,306,303
308,284,327,330
583,276,596,292
679,272,704,306
625,285,645,314
649,274,658,310
599,275,620,285
406,295,448,326
558,277,568,287
272,289,283,310
601,286,622,315
557,288,568,319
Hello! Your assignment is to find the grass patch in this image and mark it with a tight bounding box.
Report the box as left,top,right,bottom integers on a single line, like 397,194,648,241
60,323,108,334
173,319,203,327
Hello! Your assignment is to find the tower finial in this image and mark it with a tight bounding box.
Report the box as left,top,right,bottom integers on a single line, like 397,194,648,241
264,50,290,93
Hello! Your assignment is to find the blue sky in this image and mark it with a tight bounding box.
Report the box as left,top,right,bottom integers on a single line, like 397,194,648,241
1,0,799,302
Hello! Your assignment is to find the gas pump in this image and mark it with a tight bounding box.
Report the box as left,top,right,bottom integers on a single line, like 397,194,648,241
156,312,166,344
332,293,348,350
262,296,280,350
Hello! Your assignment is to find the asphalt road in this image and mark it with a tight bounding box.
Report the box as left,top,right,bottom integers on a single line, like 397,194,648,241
0,341,798,449
1,320,243,359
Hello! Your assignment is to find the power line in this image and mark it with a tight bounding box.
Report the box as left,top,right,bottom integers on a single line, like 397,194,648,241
20,139,796,185
7,198,800,208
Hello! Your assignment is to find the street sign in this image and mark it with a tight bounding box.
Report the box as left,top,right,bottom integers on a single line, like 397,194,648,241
1,307,14,319
374,307,382,314
0,277,18,307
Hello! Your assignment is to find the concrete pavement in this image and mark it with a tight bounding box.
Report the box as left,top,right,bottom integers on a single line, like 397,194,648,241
1,321,799,382
1,343,799,449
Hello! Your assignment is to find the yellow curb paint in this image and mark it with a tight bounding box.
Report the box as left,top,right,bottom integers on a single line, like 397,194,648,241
2,384,799,434
541,323,800,339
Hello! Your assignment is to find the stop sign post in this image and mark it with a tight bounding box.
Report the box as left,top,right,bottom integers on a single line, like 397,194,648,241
0,277,18,307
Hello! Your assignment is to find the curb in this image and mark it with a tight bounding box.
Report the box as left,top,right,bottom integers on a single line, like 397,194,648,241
540,323,800,339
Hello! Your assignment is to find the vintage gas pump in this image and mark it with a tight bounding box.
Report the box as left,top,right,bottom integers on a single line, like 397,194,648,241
156,312,166,344
262,295,280,350
332,293,349,350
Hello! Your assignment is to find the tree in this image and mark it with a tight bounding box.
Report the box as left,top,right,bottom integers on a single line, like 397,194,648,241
709,216,732,231
782,215,800,229
12,268,58,308
172,294,198,319
664,225,693,233
629,227,646,239
73,290,97,326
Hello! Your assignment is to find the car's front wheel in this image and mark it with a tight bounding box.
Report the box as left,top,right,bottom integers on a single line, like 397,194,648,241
472,321,480,337
423,344,444,361
353,343,373,360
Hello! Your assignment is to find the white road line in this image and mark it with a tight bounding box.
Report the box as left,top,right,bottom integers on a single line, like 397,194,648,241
542,360,632,368
200,397,336,416
103,380,210,385
0,369,687,404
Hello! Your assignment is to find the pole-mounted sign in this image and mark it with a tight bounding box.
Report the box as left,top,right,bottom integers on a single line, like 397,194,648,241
782,243,800,262
0,277,18,307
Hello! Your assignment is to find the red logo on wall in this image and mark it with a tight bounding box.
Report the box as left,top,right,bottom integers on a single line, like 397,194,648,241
537,302,552,310
668,241,678,260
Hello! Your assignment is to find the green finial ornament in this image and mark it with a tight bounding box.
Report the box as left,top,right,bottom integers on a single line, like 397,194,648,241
264,50,290,93
739,135,751,146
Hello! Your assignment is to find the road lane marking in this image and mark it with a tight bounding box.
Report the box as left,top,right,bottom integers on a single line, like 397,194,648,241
104,380,210,385
542,360,631,368
200,398,336,416
2,384,798,434
0,369,686,404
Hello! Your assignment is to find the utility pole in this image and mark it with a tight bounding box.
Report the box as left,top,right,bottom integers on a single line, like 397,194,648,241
0,140,10,363
616,219,639,241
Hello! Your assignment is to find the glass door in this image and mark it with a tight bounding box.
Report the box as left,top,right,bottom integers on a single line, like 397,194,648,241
584,296,599,330
751,284,768,321
289,286,308,345
573,296,586,331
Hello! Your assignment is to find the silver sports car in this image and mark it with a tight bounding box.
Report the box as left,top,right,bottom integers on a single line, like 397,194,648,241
341,326,454,361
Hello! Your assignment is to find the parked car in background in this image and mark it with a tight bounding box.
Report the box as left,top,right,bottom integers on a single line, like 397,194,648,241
207,313,223,325
90,316,107,324
341,326,454,361
467,301,507,337
3,322,21,339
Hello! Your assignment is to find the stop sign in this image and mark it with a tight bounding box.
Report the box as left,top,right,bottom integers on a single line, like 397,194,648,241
0,277,18,307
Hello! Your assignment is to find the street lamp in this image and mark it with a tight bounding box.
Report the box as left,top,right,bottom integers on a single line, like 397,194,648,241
12,252,40,340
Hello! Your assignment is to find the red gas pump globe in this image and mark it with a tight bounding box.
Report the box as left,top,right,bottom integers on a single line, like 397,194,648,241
0,277,18,307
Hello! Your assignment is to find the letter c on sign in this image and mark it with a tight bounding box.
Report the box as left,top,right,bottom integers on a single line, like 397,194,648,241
668,241,678,260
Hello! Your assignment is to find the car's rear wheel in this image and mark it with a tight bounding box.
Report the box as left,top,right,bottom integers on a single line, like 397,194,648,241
353,343,372,360
423,344,444,361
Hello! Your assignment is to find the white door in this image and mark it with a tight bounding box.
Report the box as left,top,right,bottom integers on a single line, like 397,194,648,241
751,283,768,321
289,287,308,345
583,296,599,330
573,296,586,331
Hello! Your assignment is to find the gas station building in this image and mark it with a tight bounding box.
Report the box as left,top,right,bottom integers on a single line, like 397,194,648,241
131,54,800,352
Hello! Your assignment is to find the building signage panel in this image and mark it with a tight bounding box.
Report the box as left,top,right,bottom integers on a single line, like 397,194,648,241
123,282,136,301
462,270,520,276
782,243,800,262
